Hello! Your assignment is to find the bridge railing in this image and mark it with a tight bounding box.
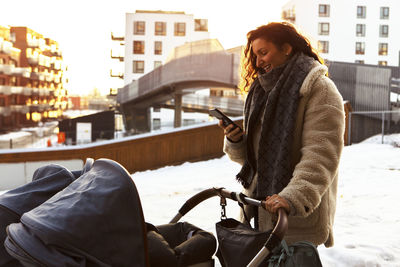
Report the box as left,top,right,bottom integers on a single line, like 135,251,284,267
119,51,240,104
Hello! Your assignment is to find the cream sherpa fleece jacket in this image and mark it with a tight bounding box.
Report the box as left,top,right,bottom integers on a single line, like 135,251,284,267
224,62,345,247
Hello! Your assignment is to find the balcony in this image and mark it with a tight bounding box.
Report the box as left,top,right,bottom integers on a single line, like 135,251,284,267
10,86,23,94
0,39,13,55
111,32,124,41
0,106,11,116
54,75,61,84
10,105,29,113
110,69,123,79
28,55,39,65
110,50,124,62
30,72,40,80
39,73,45,81
13,67,31,78
0,64,15,75
39,88,50,96
51,60,62,70
23,87,32,95
0,85,12,95
45,72,54,82
27,38,40,48
39,55,51,68
32,88,39,94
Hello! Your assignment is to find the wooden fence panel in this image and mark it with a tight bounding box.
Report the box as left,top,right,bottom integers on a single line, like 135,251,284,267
0,121,237,174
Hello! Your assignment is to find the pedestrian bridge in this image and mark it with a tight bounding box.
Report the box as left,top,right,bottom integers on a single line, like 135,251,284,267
117,51,241,132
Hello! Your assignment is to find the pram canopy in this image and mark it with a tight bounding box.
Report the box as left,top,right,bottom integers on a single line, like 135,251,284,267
4,159,149,266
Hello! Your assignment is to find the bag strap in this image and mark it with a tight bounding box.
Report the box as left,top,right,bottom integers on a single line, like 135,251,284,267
235,193,252,227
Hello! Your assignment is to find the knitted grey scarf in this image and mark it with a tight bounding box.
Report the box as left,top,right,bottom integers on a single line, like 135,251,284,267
236,53,315,199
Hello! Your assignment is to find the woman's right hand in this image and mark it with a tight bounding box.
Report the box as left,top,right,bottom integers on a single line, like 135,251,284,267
218,120,244,143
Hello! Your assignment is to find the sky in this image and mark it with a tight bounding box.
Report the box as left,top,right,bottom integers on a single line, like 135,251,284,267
133,134,400,266
1,0,287,96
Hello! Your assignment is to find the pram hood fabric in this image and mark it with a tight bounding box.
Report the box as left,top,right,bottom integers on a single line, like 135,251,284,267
0,163,77,267
4,159,149,267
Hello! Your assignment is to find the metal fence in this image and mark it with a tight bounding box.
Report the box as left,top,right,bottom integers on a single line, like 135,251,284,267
347,110,400,145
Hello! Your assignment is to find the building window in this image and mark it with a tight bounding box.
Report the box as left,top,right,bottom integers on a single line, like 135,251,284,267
379,43,388,56
318,40,329,53
380,25,389,38
174,22,186,36
355,60,364,64
134,21,145,35
319,4,330,17
154,41,162,55
133,60,144,73
378,61,387,66
153,107,160,112
380,7,389,19
153,118,161,130
355,42,365,55
195,19,208,31
318,23,330,35
154,61,162,69
133,41,145,54
357,6,366,18
356,24,366,37
155,22,166,36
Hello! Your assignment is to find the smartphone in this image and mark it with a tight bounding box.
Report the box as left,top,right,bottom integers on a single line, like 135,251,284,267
209,108,241,130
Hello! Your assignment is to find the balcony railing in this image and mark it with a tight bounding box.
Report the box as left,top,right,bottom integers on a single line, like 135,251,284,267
28,56,39,65
27,39,40,48
110,69,124,79
0,85,12,95
10,105,29,113
0,64,15,75
0,39,13,54
110,50,124,62
39,88,50,96
13,67,31,78
0,106,11,116
23,87,32,95
10,86,23,94
111,32,124,41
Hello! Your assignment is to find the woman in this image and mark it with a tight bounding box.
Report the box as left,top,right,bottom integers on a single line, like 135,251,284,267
219,22,345,247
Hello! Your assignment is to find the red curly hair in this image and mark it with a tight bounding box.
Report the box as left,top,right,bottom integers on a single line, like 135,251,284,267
241,22,324,92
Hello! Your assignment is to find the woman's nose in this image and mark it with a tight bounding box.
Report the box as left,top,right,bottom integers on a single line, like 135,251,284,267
256,57,263,68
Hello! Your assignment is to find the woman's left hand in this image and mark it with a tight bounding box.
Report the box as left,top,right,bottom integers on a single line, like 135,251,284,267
265,194,290,214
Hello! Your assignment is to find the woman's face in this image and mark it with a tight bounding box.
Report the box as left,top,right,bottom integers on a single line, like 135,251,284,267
251,38,292,73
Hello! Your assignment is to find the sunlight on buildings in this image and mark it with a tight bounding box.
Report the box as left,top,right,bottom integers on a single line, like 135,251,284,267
31,112,41,122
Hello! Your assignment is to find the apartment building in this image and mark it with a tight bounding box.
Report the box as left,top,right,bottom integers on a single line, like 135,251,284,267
0,26,67,131
282,0,400,66
122,10,210,85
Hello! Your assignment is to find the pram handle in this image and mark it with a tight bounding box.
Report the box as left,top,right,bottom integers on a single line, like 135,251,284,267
169,187,288,240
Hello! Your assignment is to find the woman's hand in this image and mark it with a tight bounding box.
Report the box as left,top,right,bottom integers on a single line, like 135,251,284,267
265,194,290,214
218,120,244,143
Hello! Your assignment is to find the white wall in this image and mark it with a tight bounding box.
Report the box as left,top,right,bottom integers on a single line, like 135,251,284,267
124,11,210,84
282,0,400,66
0,159,83,191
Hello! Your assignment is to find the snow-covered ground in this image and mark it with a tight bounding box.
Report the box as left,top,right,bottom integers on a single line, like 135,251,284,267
132,135,400,267
0,134,399,266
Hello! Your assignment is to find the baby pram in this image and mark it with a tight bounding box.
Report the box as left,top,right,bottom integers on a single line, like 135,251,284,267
0,158,288,267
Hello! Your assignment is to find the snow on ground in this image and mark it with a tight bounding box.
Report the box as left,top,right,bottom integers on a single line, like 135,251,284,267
132,134,400,267
0,134,399,266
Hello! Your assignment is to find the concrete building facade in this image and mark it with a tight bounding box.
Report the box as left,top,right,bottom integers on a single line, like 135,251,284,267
0,26,68,132
123,10,210,85
282,0,400,66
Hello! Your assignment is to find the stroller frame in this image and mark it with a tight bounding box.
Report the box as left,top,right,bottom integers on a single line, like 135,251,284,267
170,187,288,267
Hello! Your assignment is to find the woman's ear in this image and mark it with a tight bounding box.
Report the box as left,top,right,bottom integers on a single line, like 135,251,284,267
283,43,293,56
